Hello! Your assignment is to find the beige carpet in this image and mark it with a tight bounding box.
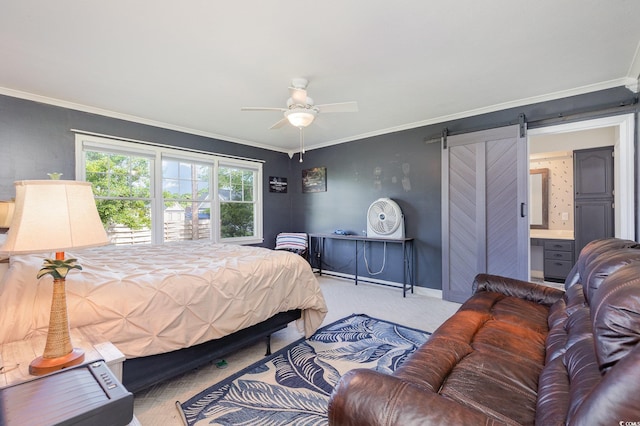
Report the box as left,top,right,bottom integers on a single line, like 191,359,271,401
132,276,461,425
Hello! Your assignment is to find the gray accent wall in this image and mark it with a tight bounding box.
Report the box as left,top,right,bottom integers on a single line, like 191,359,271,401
289,128,442,289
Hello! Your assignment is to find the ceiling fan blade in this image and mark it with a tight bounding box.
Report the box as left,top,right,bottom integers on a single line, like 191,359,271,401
316,101,358,113
241,107,287,112
289,87,307,105
269,117,289,130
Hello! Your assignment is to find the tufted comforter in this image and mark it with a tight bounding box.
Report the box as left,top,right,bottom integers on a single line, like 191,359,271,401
0,241,327,358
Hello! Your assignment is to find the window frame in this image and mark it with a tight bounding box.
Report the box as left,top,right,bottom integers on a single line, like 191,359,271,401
217,159,263,244
160,154,214,243
75,133,264,245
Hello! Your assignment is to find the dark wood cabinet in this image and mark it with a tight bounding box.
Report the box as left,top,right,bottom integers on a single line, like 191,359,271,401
575,199,614,254
543,239,574,282
574,147,614,200
574,147,614,256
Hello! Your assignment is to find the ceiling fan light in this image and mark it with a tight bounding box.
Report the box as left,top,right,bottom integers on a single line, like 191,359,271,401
285,108,316,128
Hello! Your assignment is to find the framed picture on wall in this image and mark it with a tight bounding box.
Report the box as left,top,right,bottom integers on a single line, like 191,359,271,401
269,176,288,193
302,167,327,193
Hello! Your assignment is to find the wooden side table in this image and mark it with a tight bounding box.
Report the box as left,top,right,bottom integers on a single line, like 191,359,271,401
0,326,125,388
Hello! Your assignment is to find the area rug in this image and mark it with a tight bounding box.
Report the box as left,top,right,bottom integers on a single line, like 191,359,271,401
177,313,430,426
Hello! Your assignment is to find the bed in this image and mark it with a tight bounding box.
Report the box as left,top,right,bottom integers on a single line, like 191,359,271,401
0,240,327,392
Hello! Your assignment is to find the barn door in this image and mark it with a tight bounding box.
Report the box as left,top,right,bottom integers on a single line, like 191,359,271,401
442,125,528,303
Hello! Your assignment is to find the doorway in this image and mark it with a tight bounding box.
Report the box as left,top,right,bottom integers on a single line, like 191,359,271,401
527,114,635,280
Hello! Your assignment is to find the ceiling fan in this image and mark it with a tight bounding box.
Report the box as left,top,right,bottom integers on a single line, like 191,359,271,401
241,78,358,161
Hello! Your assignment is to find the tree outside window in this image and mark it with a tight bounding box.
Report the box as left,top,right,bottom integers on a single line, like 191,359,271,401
85,150,152,244
218,166,255,238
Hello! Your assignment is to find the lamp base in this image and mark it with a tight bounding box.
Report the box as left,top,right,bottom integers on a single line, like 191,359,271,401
29,348,85,376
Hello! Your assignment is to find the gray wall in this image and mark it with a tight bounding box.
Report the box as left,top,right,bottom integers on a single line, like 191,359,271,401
1,86,637,291
0,95,293,248
289,128,442,289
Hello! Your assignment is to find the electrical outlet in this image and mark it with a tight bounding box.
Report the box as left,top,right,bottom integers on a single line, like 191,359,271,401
561,212,569,221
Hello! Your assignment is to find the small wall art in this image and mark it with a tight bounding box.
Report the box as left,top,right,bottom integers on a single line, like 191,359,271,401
302,167,327,193
269,176,288,193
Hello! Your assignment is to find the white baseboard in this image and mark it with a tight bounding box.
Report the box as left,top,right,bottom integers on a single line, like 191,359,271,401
413,286,443,299
313,269,443,299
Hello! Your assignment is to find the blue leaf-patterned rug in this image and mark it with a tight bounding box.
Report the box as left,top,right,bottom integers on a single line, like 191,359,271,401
177,314,430,426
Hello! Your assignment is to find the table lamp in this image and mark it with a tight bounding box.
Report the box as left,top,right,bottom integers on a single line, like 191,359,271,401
0,180,109,375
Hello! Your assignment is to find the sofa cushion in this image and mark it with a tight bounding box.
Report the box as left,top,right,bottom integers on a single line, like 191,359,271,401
536,356,570,426
582,248,640,303
564,306,593,348
564,283,586,315
574,238,639,302
576,238,638,273
411,287,550,425
571,345,640,425
546,324,567,364
441,352,539,425
473,273,563,306
564,330,601,423
590,262,640,372
394,336,473,393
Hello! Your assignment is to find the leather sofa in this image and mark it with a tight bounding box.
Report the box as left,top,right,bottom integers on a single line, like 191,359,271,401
328,238,640,425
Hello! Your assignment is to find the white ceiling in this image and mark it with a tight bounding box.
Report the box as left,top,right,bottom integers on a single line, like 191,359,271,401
1,1,639,156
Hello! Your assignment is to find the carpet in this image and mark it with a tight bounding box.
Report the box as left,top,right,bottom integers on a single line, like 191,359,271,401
177,314,430,426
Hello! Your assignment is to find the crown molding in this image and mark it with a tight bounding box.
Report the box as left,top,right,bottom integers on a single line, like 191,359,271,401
0,87,289,154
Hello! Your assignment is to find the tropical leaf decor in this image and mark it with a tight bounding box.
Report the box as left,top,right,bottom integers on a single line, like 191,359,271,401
178,314,430,426
37,258,82,280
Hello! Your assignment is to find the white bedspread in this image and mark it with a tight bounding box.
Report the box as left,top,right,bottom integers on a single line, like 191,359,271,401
0,241,327,358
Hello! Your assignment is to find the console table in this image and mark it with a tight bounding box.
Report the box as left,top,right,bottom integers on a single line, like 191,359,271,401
308,233,415,297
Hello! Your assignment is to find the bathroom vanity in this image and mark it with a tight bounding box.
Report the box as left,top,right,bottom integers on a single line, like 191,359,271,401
530,230,574,283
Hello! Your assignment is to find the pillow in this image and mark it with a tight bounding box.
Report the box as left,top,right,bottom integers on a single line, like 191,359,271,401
275,233,308,251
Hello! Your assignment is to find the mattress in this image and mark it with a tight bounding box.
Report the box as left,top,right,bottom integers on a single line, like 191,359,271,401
0,241,327,358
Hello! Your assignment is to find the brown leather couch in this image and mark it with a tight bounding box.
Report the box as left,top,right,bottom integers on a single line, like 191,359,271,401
328,238,640,425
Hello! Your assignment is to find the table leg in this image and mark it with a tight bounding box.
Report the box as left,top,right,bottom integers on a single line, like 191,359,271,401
318,237,324,276
403,241,407,297
354,240,358,285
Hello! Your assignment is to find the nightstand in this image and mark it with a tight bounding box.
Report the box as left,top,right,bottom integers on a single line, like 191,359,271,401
0,326,141,425
0,326,125,387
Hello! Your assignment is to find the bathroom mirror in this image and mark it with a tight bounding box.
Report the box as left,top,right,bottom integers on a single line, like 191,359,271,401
530,168,549,229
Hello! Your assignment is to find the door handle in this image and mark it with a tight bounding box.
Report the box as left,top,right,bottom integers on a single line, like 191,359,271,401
521,202,526,218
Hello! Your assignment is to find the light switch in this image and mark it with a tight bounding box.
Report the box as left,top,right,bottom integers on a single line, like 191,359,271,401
561,212,569,221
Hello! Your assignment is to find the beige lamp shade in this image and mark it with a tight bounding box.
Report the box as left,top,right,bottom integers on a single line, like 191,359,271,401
0,180,109,254
0,200,15,228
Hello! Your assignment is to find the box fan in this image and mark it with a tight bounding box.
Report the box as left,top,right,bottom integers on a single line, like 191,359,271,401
366,198,405,239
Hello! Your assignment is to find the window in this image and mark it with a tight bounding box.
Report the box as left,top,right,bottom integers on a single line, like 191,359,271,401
76,134,263,245
218,165,256,239
162,158,212,242
84,149,154,245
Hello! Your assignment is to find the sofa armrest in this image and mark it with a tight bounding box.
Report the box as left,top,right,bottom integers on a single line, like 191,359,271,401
473,273,564,306
328,369,496,426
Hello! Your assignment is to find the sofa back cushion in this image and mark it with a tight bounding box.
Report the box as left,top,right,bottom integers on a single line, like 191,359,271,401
572,238,639,302
582,248,640,304
571,345,640,425
590,262,640,372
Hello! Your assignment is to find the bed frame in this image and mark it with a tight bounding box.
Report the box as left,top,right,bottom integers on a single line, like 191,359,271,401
121,309,302,393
